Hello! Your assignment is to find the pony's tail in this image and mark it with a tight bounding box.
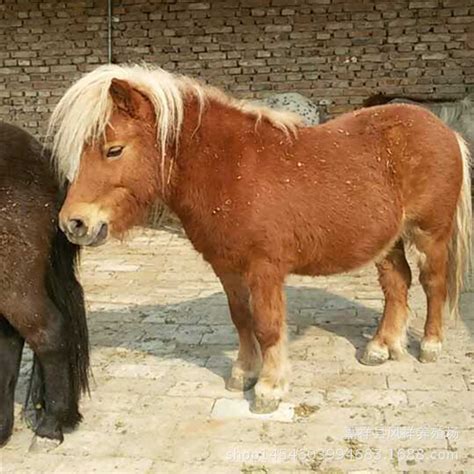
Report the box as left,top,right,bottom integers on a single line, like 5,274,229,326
447,133,472,319
47,228,90,424
26,225,90,428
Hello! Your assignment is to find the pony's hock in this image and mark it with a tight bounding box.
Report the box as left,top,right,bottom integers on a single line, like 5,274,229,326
0,123,90,447
49,63,472,414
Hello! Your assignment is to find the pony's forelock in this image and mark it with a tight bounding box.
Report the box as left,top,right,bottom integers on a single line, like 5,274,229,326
48,63,303,182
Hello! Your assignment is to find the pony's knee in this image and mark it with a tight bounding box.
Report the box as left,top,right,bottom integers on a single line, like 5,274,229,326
254,322,282,352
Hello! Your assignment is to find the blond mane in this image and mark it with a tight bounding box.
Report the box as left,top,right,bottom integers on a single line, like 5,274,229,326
48,63,303,182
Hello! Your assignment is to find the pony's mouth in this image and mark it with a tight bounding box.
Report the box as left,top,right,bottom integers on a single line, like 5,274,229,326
89,222,109,247
63,221,109,247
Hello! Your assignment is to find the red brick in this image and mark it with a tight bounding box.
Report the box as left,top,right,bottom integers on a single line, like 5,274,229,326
0,0,470,132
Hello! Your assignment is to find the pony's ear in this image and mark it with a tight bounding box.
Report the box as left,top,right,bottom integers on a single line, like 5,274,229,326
109,78,153,120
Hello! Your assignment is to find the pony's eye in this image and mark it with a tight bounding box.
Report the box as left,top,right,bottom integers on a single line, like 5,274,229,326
106,145,124,159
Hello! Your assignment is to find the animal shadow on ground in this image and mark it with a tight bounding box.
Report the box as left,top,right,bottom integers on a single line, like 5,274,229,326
14,280,473,410
84,287,445,380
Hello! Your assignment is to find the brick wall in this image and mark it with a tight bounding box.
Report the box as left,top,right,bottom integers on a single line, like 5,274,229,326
0,0,472,137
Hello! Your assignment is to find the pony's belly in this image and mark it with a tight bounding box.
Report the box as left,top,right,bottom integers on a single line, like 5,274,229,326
294,254,371,276
293,225,402,277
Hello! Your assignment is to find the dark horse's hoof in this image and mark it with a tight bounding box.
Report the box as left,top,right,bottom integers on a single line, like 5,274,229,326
29,435,62,453
34,416,64,444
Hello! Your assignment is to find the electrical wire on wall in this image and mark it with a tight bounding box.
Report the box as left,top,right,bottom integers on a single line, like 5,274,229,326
107,0,113,63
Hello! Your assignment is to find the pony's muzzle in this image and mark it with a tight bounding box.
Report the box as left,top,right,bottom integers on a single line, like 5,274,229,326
59,203,111,247
60,216,109,247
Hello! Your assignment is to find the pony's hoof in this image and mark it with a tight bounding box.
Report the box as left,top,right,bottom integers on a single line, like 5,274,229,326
419,339,442,363
250,378,286,414
250,396,280,414
360,341,389,366
226,375,258,392
29,435,62,453
226,363,260,392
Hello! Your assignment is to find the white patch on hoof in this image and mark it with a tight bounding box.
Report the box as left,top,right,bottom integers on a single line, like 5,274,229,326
360,340,390,366
29,435,62,453
388,341,408,361
251,377,288,414
226,361,259,392
419,339,442,363
226,366,258,392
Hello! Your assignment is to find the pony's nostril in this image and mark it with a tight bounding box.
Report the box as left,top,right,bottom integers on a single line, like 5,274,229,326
98,222,108,239
67,218,87,237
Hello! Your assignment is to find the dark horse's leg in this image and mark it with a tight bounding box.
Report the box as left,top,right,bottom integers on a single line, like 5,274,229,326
361,240,412,365
0,317,24,446
7,294,73,443
218,273,262,392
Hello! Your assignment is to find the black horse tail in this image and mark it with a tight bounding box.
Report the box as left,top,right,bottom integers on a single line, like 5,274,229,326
26,226,90,428
47,226,90,399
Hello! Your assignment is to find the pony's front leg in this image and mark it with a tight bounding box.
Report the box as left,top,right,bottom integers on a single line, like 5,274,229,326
218,273,262,392
248,269,289,413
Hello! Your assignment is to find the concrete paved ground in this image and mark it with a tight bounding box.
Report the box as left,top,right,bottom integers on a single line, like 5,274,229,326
1,226,473,473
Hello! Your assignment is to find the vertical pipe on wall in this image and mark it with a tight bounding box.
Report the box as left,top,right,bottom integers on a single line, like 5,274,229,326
107,0,113,63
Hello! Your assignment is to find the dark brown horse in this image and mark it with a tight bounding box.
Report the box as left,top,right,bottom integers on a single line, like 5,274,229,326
0,122,89,446
49,65,472,414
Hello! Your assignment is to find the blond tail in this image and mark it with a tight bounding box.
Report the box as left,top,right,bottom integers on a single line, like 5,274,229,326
447,133,472,319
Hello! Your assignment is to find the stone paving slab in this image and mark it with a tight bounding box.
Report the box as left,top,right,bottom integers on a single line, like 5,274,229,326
1,227,473,473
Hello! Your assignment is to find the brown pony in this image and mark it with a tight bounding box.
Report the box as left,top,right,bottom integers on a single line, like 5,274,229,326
49,65,472,413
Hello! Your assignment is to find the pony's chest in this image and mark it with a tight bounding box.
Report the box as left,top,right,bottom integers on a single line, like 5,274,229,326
180,211,245,261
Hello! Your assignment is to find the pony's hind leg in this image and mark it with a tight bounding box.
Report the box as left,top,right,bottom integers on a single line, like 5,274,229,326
415,233,450,363
247,267,289,413
7,295,76,443
361,240,412,365
218,273,262,392
0,317,24,447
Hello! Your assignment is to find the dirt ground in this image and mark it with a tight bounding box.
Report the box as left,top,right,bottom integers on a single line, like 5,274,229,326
1,226,473,473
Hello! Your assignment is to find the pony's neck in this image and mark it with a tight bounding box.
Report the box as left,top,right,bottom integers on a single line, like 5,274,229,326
163,94,294,225
173,93,281,168
163,95,254,215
